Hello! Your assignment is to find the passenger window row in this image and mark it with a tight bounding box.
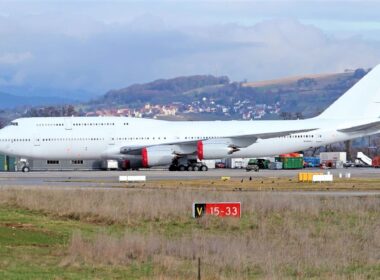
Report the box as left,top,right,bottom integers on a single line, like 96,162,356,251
37,124,64,127
185,136,218,140
281,135,317,138
36,122,130,127
73,123,116,126
117,137,167,140
0,139,31,142
42,138,105,142
0,137,169,142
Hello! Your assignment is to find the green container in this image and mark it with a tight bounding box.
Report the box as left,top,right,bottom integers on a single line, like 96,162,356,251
7,156,16,172
263,160,270,169
282,157,304,169
0,155,6,171
0,155,17,171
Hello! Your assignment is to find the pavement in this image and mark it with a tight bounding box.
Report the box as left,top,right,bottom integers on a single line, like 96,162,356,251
0,168,379,196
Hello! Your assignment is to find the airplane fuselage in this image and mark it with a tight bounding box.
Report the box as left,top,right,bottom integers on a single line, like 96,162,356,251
0,116,369,160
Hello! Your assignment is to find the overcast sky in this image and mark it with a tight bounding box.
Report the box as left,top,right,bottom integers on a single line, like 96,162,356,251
1,0,380,98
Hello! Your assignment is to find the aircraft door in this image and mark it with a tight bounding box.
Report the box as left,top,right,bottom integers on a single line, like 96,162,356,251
108,136,115,145
33,136,41,146
64,117,73,130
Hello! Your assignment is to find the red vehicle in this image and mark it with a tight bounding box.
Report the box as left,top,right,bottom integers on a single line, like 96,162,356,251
279,153,302,157
215,162,226,168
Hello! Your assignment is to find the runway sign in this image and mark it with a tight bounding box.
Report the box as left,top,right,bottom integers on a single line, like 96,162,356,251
312,174,333,182
192,202,241,218
119,175,146,182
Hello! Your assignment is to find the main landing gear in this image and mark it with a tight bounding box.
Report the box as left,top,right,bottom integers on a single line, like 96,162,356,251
169,159,208,172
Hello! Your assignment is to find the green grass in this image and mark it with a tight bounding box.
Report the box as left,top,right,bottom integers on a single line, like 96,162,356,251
0,206,153,279
0,189,379,279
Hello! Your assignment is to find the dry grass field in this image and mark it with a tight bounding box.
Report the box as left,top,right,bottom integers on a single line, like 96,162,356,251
241,72,346,89
0,185,379,279
61,176,380,191
140,177,380,191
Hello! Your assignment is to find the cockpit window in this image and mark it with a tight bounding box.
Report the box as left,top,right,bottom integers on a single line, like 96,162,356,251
10,122,18,126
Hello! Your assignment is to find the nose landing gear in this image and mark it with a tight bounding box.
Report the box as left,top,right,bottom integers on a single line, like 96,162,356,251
22,166,30,173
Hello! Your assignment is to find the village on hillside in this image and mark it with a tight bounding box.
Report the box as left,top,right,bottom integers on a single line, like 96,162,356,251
85,98,282,120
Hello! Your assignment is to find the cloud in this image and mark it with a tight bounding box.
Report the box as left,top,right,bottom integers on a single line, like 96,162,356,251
0,4,379,98
145,19,380,81
0,52,33,65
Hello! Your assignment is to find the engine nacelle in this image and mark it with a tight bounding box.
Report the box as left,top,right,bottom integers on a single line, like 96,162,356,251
197,141,238,160
141,146,177,167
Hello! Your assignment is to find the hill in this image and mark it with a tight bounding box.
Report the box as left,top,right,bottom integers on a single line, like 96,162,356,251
87,68,368,119
100,75,230,107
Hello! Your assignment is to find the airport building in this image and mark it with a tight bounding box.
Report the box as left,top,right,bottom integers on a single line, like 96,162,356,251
27,159,103,171
0,155,217,172
0,155,104,172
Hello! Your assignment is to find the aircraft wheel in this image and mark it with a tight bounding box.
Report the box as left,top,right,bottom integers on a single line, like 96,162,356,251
200,165,208,171
178,165,186,171
169,165,177,171
22,166,30,173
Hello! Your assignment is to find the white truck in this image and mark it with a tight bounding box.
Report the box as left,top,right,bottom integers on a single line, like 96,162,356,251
101,160,119,170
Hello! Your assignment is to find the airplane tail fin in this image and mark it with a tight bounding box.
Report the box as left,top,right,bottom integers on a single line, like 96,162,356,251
316,65,380,120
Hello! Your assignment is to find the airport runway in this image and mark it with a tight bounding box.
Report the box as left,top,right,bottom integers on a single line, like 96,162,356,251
0,168,379,197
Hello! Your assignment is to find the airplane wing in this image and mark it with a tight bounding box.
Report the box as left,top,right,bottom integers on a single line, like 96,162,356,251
338,120,380,133
229,128,317,146
120,128,317,155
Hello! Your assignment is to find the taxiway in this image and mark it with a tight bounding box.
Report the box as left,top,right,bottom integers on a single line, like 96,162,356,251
0,168,379,197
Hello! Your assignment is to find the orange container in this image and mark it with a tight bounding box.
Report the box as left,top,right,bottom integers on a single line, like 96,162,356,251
372,156,380,168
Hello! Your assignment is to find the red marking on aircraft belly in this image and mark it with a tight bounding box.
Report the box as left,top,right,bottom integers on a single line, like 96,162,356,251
142,147,148,167
197,141,204,160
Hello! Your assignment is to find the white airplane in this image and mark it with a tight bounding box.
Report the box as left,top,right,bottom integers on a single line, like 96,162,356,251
1,65,380,172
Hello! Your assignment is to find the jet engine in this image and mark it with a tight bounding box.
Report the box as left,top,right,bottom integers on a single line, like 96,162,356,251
141,145,177,167
197,140,239,160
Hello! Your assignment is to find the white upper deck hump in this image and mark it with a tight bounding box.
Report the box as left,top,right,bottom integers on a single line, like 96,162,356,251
316,64,380,120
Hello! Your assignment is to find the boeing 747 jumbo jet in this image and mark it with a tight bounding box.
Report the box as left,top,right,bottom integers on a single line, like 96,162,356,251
1,65,380,172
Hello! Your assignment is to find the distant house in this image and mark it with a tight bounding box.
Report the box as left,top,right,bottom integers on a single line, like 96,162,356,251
162,106,177,116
